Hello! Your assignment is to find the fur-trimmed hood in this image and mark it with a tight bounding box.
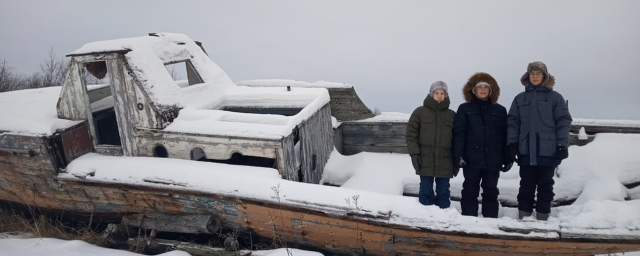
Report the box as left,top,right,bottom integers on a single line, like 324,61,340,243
520,61,556,90
521,73,556,90
463,72,500,104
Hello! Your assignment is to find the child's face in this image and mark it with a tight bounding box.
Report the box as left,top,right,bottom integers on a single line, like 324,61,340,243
433,89,446,103
529,71,544,86
474,85,490,100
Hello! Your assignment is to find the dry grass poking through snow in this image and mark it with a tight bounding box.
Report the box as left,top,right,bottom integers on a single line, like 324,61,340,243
0,208,107,246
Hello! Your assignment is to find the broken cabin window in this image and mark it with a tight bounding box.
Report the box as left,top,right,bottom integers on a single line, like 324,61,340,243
164,60,203,87
84,61,121,146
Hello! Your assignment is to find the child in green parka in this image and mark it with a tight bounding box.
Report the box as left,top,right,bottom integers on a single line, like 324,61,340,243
406,81,457,209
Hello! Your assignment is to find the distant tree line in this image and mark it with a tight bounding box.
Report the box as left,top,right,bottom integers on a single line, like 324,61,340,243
0,48,105,93
0,47,189,93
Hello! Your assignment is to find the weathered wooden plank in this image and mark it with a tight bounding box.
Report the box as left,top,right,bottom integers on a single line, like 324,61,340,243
87,83,112,103
133,128,279,160
342,145,408,155
338,122,408,155
102,223,138,243
343,121,640,137
57,60,89,120
569,133,596,146
56,60,98,149
333,126,343,154
0,166,55,184
0,133,47,148
280,133,298,181
326,87,375,121
222,107,303,116
122,213,221,234
0,152,52,170
107,58,135,155
6,160,639,256
95,145,123,156
60,122,94,163
570,125,640,134
122,237,252,256
299,103,333,184
48,177,640,255
340,123,407,136
0,134,54,170
66,52,125,60
561,229,640,241
342,136,407,147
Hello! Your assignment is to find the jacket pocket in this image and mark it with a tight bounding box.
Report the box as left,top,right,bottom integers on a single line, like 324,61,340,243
419,118,436,147
441,120,453,150
466,112,482,132
420,147,435,167
537,100,555,129
538,133,557,157
517,100,531,119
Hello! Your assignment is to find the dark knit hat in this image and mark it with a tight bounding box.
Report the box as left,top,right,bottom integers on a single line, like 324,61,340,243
429,81,449,97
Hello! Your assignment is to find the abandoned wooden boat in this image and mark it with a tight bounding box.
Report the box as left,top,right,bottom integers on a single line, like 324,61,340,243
1,33,640,255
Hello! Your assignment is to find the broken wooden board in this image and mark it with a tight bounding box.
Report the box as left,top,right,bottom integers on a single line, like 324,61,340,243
127,237,252,256
121,213,221,234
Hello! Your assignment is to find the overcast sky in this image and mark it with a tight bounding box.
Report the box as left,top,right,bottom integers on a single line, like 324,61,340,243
1,0,639,119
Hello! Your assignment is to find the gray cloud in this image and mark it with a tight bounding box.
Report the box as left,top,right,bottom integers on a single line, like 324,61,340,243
1,0,639,119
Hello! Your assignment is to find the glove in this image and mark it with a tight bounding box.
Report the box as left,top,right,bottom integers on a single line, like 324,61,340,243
410,154,422,172
456,157,467,168
556,146,568,160
507,143,519,163
502,162,513,172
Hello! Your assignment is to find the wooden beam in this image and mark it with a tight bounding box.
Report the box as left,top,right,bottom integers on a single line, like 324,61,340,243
126,237,252,256
121,213,221,234
570,125,640,135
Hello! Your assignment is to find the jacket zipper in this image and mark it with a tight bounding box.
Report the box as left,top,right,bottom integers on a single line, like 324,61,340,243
434,104,438,172
532,90,536,165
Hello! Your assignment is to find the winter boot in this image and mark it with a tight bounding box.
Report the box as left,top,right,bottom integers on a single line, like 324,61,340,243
518,210,532,220
536,212,549,221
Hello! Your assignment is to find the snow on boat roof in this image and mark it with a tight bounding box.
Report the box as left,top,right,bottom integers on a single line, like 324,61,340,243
70,33,239,109
60,152,640,240
572,118,640,128
0,87,81,135
164,86,330,139
69,33,330,138
0,33,330,138
350,112,410,123
351,113,640,128
236,79,352,89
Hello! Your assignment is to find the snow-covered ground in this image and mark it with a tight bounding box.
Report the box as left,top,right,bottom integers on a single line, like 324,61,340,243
0,234,188,256
0,233,322,256
0,234,637,256
323,132,640,206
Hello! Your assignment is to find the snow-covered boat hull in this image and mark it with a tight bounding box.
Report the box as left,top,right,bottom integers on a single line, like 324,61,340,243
1,129,640,255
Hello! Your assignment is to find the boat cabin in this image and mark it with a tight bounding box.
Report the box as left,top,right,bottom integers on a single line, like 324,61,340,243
55,33,333,183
